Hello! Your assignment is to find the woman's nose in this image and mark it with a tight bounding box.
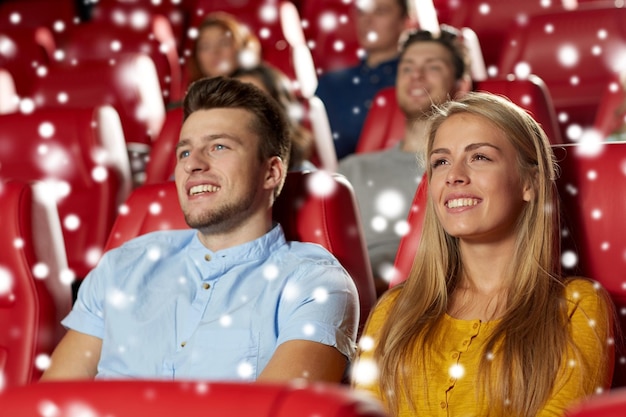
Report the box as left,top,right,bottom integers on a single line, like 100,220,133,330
445,162,469,185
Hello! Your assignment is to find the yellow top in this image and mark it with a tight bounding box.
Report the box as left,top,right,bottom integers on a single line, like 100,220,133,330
354,278,614,417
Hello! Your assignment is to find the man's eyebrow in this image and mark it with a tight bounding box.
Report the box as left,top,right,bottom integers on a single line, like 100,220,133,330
175,133,244,150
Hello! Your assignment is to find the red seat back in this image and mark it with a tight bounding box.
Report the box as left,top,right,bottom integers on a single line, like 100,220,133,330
0,0,77,30
144,107,183,185
594,73,626,138
0,26,55,96
53,18,182,104
566,387,626,417
0,179,71,388
554,142,626,387
0,107,129,279
0,380,387,416
31,55,165,147
356,76,562,154
105,172,376,334
300,0,361,73
498,5,626,139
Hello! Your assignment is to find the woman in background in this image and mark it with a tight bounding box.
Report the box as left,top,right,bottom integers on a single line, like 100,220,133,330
186,12,261,85
353,92,615,417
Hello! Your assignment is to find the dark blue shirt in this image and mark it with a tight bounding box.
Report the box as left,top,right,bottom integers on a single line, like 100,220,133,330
316,57,399,159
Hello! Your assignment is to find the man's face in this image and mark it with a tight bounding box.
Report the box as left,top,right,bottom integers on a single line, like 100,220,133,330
354,0,406,56
174,108,269,235
396,41,460,119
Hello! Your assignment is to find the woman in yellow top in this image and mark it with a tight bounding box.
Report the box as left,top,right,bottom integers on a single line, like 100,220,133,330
353,92,615,417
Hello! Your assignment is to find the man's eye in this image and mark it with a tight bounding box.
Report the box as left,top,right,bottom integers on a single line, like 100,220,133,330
178,150,190,159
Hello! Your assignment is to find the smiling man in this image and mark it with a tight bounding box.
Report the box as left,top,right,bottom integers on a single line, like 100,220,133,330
41,77,359,383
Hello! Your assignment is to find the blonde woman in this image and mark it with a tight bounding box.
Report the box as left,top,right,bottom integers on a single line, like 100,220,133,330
353,92,615,417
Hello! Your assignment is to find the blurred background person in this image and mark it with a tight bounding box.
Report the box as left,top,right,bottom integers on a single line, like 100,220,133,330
316,0,410,160
185,11,261,90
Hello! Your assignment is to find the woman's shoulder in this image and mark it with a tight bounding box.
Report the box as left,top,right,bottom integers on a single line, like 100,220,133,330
364,287,403,332
563,277,612,318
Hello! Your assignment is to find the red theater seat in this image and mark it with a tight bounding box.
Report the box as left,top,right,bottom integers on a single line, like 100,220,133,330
0,0,78,30
144,107,183,185
554,142,626,387
105,172,376,335
0,106,132,280
0,179,72,387
594,73,626,138
498,5,626,138
566,388,626,417
356,75,561,154
52,18,182,104
0,26,55,97
31,55,165,148
0,380,387,416
300,0,361,73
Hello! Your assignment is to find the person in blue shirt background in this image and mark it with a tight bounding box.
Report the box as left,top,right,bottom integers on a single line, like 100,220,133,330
40,77,359,383
316,0,410,160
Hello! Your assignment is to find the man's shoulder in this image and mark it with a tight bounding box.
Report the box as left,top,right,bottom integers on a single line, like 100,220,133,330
338,148,398,175
110,229,195,255
280,240,341,264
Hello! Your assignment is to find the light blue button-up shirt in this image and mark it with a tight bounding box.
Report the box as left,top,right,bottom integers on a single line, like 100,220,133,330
63,225,359,381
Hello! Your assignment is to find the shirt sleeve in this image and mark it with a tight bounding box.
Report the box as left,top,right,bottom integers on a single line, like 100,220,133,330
275,257,359,360
537,278,615,417
61,251,113,339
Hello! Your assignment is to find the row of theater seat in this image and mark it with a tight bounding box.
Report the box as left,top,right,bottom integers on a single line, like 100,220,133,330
2,139,626,384
2,138,626,411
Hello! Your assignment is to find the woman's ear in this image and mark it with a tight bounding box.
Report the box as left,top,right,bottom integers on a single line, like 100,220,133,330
522,169,538,202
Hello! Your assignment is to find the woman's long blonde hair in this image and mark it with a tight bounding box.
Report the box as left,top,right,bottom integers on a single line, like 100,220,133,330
372,92,583,416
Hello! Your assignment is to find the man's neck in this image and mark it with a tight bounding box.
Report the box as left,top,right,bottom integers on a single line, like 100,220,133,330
400,116,431,158
365,49,398,68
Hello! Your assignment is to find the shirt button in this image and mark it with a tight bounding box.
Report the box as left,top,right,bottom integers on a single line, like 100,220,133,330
473,323,479,329
462,340,468,346
204,254,211,261
440,401,447,409
202,283,210,290
180,341,186,348
451,352,459,359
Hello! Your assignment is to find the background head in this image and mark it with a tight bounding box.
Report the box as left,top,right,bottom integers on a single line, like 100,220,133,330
354,0,409,57
396,25,472,118
189,12,261,81
183,76,291,196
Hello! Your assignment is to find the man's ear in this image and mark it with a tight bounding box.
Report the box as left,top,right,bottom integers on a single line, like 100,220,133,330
454,75,473,98
264,156,285,191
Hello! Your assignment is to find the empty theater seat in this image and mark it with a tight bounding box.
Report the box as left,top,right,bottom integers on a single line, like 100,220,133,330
554,142,626,387
0,106,132,280
52,17,182,104
144,106,183,185
105,172,376,334
0,0,78,30
594,72,626,138
0,26,56,97
0,380,387,416
31,54,165,152
498,5,626,138
0,179,72,388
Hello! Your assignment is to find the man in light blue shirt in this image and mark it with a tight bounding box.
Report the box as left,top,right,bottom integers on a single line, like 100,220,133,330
41,77,359,382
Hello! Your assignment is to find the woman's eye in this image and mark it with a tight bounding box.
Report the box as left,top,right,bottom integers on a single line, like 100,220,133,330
431,159,447,168
472,153,491,161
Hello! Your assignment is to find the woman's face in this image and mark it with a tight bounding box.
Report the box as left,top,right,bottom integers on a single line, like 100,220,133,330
428,113,533,245
196,25,239,77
